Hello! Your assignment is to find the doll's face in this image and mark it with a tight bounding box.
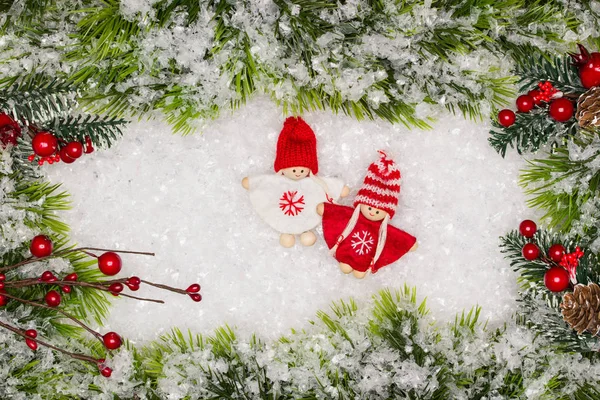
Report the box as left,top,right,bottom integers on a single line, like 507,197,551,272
360,204,388,221
280,166,310,180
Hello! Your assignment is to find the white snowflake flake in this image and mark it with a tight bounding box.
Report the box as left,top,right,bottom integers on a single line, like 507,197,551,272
279,191,305,216
351,230,374,255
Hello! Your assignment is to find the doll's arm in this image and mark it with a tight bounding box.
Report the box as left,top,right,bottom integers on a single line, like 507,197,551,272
317,203,324,216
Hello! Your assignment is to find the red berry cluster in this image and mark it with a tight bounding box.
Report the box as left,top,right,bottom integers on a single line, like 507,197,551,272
29,132,94,165
518,220,580,293
497,81,574,128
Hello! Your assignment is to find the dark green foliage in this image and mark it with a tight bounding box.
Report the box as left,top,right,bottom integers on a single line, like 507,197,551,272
489,111,578,157
46,115,128,148
516,54,585,94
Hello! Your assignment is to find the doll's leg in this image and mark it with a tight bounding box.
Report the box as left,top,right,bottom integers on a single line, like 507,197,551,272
352,269,368,279
279,233,295,248
300,231,317,246
339,263,353,274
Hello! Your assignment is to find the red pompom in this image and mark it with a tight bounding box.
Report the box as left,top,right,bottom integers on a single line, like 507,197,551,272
103,332,122,350
544,267,570,292
498,109,516,127
522,243,540,261
519,220,537,238
30,235,53,258
98,252,122,276
45,290,61,307
516,95,535,112
32,132,58,157
548,98,574,122
548,244,566,263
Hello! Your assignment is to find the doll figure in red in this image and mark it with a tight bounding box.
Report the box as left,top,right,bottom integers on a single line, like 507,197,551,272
317,151,417,279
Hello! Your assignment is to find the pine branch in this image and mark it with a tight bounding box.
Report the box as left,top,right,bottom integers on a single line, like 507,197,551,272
44,115,128,148
516,54,585,94
0,74,75,124
489,111,577,157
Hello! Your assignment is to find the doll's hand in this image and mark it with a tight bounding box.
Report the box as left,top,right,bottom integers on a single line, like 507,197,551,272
316,203,324,216
340,185,350,198
410,242,418,252
242,177,249,190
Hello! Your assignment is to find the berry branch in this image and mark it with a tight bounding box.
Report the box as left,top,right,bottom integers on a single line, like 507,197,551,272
0,235,202,378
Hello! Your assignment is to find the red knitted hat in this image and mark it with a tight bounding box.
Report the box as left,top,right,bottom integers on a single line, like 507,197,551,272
354,151,401,218
274,116,318,174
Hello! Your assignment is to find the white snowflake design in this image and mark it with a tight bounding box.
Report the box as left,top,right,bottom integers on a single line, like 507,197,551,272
279,190,305,216
351,230,374,255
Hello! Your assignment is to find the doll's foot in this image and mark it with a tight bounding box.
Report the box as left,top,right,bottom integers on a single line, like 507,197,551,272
340,185,350,198
241,177,249,190
279,234,295,248
352,270,368,279
410,242,418,252
316,203,324,216
339,263,353,274
300,231,317,246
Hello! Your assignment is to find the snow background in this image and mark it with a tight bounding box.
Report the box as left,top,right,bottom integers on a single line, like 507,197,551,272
46,97,536,344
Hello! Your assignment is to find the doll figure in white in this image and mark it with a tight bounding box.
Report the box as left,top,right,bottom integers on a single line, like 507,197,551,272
242,117,349,247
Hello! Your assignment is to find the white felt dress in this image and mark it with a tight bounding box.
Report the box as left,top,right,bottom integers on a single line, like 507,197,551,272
248,175,345,234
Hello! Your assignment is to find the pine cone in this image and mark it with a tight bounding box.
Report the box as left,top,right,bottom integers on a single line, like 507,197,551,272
576,86,600,128
561,283,600,335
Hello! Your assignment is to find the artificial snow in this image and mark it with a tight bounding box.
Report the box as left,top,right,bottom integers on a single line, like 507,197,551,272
46,97,535,343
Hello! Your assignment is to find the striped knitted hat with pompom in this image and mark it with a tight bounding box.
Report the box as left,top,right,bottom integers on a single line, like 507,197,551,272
353,150,401,219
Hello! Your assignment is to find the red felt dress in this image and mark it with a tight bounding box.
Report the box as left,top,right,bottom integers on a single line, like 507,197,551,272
322,203,416,273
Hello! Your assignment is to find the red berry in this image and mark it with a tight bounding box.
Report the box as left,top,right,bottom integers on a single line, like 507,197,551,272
548,244,566,263
31,132,58,157
63,273,78,281
498,109,516,127
516,95,535,112
30,235,53,258
26,338,38,351
189,293,202,302
527,90,543,105
61,285,72,294
25,329,37,338
45,290,61,307
65,142,83,159
0,294,8,306
127,276,141,285
40,271,58,282
59,147,76,164
98,252,122,276
569,44,600,89
186,284,201,293
125,282,139,291
0,113,21,148
522,243,540,261
108,282,124,296
0,274,5,281
100,367,113,377
103,332,122,350
27,154,35,162
0,282,4,290
519,220,537,238
548,98,574,122
544,267,570,292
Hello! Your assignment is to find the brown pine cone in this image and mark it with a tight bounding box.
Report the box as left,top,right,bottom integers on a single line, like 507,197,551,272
561,283,600,335
576,86,600,128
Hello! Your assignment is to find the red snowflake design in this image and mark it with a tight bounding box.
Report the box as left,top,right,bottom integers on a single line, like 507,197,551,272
279,191,305,216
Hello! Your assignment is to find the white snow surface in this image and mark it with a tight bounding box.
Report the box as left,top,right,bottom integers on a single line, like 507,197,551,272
46,97,535,344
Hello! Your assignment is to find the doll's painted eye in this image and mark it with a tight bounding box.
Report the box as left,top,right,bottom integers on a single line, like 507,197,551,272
376,211,380,214
293,169,296,173
368,207,372,210
300,169,304,173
